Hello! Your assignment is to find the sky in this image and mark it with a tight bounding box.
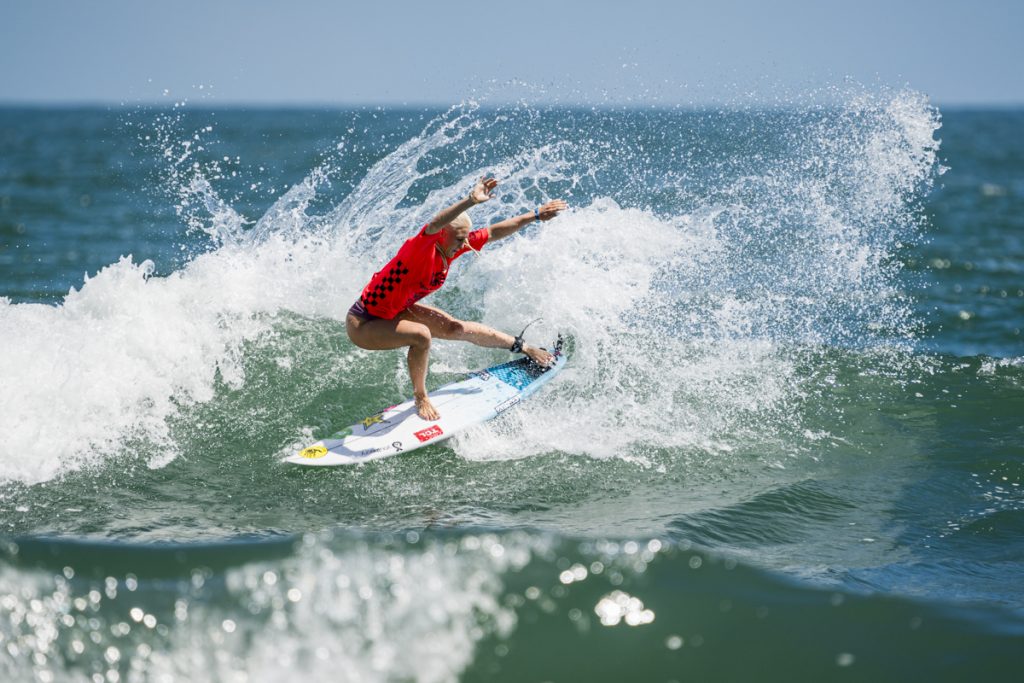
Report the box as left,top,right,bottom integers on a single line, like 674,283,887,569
2,0,1023,107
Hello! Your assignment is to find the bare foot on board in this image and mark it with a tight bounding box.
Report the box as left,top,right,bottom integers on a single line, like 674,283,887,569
415,394,440,421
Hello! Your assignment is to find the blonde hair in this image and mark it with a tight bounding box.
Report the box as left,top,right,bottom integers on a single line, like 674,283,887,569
449,212,472,231
447,212,481,256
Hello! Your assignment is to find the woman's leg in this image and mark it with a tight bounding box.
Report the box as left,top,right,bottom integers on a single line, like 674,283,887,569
346,313,439,420
403,305,557,368
401,304,514,348
401,304,554,365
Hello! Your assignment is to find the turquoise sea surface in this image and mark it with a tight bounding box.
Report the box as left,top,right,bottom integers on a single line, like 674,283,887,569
1,96,1023,681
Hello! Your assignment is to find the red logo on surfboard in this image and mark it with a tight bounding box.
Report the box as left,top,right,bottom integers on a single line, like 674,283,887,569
414,425,444,442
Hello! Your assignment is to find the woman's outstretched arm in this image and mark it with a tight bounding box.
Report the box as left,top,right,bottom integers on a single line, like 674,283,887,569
425,177,497,234
488,199,568,241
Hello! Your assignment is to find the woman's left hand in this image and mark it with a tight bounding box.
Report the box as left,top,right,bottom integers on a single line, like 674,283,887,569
537,199,568,221
470,177,498,204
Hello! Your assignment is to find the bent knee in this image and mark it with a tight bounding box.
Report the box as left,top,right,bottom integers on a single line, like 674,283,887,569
407,323,432,349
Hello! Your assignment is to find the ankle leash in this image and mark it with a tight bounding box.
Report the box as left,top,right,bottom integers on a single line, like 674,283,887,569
509,317,542,354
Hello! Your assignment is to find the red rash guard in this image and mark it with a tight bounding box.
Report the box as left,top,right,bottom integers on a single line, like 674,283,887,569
359,225,490,319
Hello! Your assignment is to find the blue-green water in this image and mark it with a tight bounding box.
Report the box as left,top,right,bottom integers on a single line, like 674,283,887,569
1,95,1023,681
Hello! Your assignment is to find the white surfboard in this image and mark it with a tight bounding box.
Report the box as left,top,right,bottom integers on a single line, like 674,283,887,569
285,339,567,466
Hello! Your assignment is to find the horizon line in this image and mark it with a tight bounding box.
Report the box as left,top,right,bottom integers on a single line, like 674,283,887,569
2,98,1023,111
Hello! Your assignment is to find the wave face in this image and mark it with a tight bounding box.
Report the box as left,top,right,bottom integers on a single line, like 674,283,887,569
0,93,941,483
2,96,1024,680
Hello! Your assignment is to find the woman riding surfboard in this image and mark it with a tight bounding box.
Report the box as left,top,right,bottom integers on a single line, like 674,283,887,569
346,176,567,420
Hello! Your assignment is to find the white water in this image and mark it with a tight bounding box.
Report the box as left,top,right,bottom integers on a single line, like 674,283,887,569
0,92,941,484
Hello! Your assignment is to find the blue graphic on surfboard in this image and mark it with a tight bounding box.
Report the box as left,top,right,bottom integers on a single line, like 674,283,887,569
285,338,567,466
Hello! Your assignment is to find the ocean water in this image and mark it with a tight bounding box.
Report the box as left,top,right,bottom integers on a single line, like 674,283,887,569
1,94,1022,681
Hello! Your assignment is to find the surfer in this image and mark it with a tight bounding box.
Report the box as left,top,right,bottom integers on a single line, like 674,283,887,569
346,177,567,420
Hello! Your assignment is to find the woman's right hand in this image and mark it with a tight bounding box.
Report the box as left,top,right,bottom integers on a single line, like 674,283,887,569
470,176,498,204
536,199,568,221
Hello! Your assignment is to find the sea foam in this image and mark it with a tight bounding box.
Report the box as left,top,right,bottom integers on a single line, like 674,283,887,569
0,91,941,484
